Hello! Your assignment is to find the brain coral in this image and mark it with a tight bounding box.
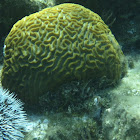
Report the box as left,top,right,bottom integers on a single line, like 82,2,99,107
1,3,126,104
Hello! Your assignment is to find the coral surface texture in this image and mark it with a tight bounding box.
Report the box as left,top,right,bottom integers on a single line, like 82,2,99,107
2,3,126,104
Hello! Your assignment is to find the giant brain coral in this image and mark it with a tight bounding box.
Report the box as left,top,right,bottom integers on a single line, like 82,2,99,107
2,3,126,104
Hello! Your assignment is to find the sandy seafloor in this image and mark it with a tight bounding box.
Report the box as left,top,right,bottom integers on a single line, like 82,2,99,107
24,54,140,139
1,54,140,140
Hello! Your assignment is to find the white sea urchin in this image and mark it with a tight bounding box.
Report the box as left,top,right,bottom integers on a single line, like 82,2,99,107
0,87,27,139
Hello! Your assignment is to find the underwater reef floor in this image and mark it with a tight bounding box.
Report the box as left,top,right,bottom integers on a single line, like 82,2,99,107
0,53,140,140
23,53,140,140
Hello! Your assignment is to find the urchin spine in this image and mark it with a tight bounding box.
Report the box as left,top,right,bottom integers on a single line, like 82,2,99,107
0,87,27,140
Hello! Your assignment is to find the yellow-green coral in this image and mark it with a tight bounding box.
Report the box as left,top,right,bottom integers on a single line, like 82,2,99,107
1,3,126,104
